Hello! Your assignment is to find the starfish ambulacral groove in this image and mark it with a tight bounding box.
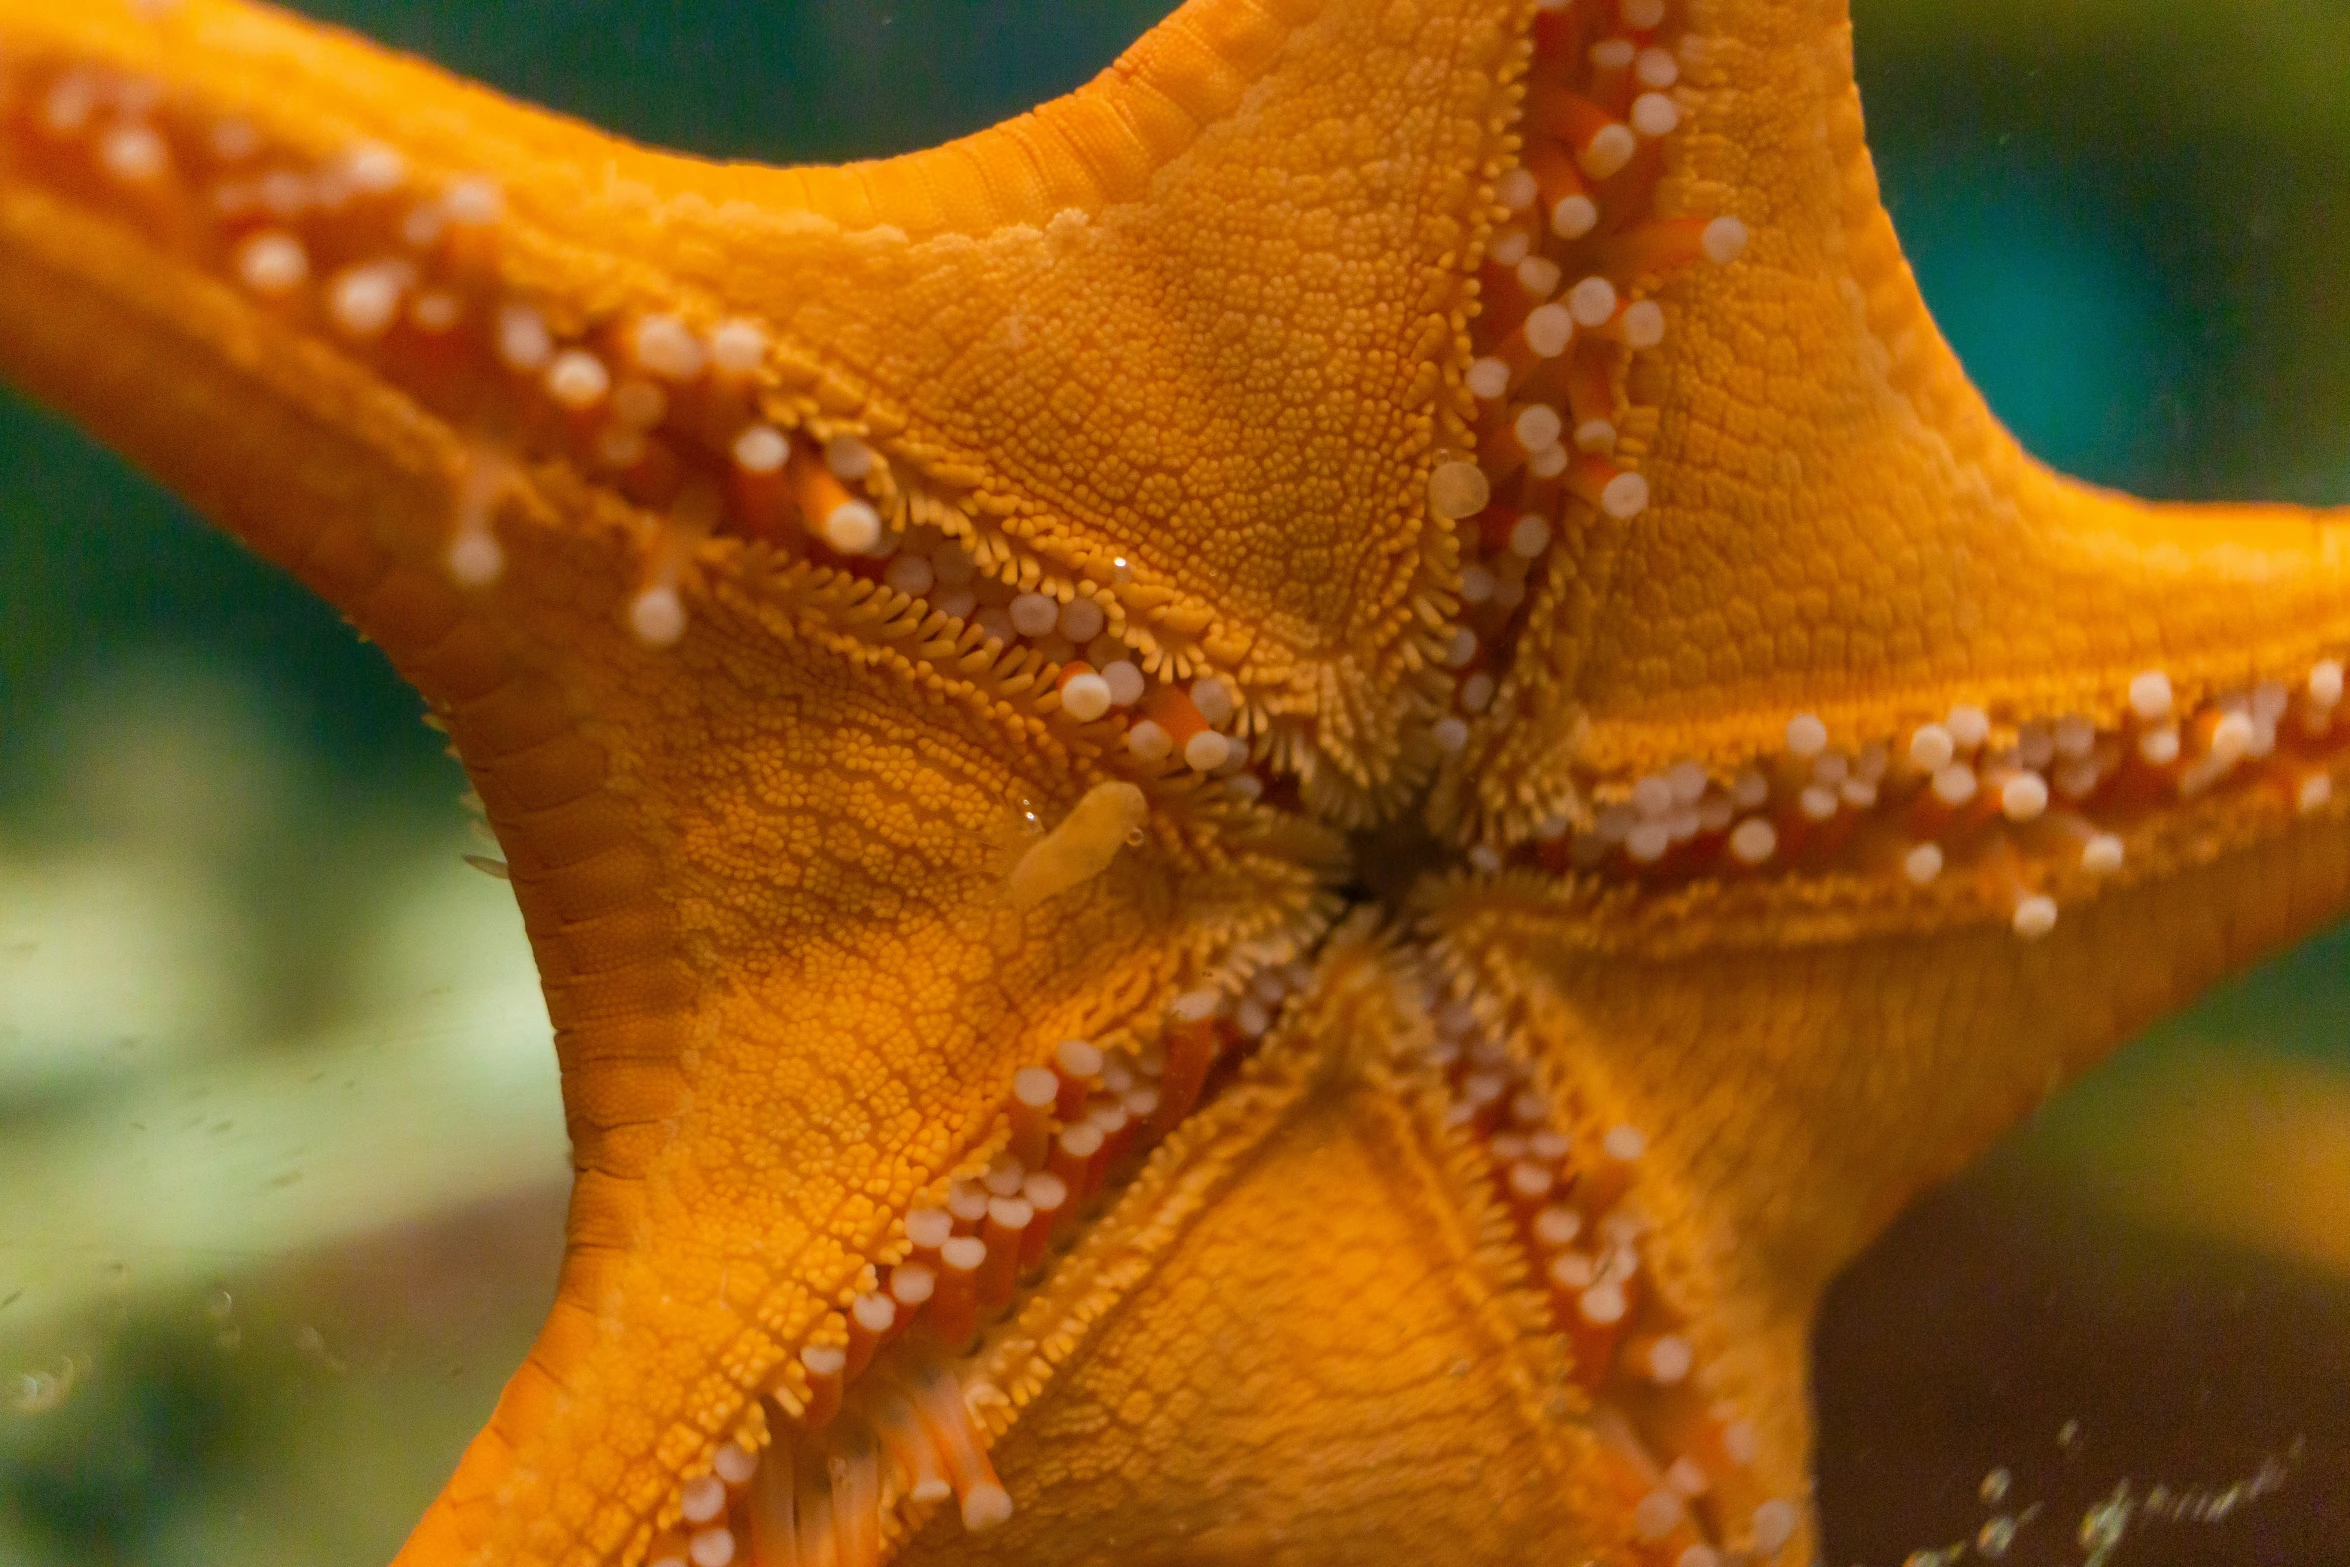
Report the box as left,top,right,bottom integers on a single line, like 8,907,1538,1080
1,0,2347,1563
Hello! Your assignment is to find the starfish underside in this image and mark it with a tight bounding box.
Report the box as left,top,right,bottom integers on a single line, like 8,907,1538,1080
2,0,2348,1563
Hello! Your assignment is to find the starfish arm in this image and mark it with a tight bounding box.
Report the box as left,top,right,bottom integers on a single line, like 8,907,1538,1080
1456,0,2350,830
0,0,1531,816
1416,792,2350,1557
1429,768,2350,1290
895,937,1634,1567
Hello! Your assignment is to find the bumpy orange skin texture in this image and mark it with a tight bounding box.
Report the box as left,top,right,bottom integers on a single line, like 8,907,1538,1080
901,971,1608,1567
1,0,2347,1564
1488,0,2350,793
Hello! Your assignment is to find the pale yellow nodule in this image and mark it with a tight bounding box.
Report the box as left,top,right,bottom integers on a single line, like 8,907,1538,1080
1008,782,1149,911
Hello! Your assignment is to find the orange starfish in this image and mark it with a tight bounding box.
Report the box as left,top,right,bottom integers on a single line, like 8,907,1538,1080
1,0,2346,1564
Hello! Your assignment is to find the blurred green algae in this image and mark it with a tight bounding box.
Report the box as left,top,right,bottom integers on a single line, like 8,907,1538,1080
0,2,2345,1563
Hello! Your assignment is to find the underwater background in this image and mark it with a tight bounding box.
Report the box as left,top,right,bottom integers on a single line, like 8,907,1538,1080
0,1,2344,1563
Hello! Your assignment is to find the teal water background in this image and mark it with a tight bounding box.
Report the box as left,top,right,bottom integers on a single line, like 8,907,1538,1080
0,3,2345,1563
